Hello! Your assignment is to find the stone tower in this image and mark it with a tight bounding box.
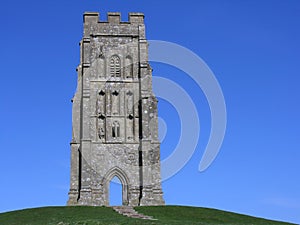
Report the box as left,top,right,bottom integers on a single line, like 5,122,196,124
67,12,165,206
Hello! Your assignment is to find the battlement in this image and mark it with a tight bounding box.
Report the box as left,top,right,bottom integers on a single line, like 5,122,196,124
83,12,144,24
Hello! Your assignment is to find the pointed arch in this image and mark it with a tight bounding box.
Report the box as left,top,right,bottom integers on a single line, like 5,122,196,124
103,167,130,206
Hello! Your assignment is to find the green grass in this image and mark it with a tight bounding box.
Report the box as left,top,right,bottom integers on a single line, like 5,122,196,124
0,206,295,225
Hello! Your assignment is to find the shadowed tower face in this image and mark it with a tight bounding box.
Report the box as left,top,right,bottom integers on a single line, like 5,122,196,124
67,12,165,206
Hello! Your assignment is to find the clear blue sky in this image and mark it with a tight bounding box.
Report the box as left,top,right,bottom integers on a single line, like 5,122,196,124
1,0,300,224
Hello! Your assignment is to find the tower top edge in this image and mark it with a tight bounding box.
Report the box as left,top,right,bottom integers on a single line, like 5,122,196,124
83,11,144,24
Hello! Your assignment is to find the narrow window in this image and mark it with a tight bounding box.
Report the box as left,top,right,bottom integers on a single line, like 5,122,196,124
110,55,121,77
112,121,120,138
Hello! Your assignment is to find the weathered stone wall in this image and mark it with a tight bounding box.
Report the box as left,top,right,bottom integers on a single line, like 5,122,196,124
67,12,164,206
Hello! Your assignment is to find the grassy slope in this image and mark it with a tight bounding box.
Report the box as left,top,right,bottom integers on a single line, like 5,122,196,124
0,206,295,225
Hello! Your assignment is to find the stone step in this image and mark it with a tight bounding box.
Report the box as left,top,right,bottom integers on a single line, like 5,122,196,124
112,206,157,220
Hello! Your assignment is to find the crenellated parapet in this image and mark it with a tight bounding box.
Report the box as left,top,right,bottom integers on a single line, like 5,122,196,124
83,12,145,38
84,12,144,24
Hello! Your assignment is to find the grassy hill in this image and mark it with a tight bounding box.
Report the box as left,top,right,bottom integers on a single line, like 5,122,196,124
0,206,296,225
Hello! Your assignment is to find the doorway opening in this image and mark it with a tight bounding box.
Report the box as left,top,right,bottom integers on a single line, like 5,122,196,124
109,176,122,206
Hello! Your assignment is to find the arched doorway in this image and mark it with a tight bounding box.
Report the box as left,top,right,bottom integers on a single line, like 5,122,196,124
103,167,129,206
109,176,122,206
